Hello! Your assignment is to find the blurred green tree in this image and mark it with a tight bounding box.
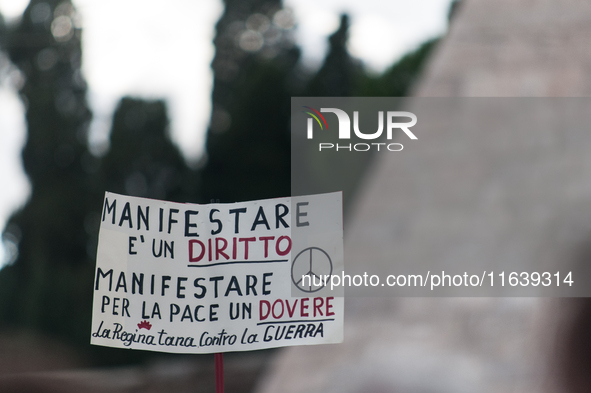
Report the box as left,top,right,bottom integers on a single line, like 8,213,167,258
361,38,438,97
0,1,194,364
200,0,301,203
100,97,194,203
304,14,365,97
0,0,96,345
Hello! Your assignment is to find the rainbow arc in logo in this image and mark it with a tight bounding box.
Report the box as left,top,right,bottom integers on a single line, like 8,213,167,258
302,106,328,130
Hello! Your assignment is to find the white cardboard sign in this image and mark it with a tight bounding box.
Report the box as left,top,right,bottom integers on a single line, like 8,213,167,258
90,192,343,353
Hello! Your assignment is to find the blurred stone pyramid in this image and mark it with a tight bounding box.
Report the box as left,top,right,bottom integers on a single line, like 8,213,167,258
256,1,591,392
418,0,591,97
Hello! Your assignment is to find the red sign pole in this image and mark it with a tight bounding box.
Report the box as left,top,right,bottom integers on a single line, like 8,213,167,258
215,352,224,393
210,200,224,393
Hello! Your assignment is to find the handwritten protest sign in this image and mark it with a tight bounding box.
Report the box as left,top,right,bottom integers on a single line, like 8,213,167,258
91,192,343,353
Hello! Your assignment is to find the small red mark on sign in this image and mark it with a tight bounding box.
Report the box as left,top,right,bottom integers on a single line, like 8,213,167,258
138,320,152,330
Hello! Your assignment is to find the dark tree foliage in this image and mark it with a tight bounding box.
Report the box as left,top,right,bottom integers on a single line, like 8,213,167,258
0,0,96,346
304,13,437,98
101,97,194,203
200,0,301,203
0,1,193,364
0,12,4,38
361,38,438,97
304,14,365,97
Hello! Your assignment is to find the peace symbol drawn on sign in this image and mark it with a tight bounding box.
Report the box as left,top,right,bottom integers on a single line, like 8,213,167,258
291,247,333,293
